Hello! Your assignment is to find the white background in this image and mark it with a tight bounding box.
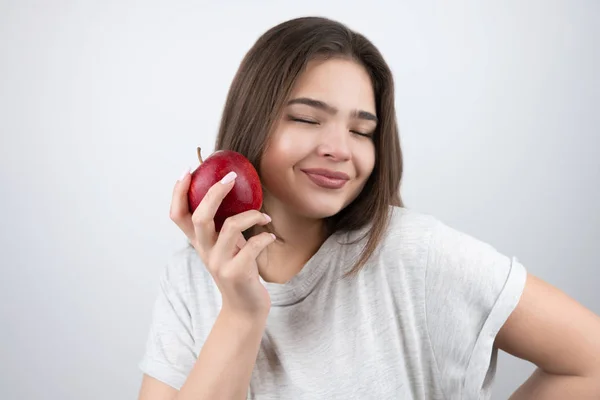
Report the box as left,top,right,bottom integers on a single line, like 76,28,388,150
1,1,598,399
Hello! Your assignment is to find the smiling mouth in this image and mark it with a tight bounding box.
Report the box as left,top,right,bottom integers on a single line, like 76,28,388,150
301,168,350,189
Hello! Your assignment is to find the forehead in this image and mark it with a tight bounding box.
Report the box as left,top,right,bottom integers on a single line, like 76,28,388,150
289,58,376,113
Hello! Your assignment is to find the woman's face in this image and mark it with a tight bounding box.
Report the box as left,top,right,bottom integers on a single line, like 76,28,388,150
260,58,377,219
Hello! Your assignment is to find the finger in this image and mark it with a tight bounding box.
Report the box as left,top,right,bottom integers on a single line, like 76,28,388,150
233,233,247,256
169,167,195,240
191,171,237,251
213,210,271,257
233,232,276,267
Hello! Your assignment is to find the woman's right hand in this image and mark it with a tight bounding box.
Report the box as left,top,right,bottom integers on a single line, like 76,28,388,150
169,167,275,320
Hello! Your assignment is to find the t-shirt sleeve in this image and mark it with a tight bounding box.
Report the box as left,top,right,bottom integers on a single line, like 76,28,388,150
138,256,197,390
424,219,527,399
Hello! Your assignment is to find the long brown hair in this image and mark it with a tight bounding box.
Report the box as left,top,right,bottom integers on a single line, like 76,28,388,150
214,16,403,275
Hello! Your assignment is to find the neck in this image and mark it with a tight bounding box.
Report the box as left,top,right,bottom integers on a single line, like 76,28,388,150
254,196,328,284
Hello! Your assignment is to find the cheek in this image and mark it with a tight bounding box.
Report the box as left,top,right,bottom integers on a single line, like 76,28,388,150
260,137,296,183
271,132,297,155
273,128,313,159
259,148,279,180
355,143,376,178
262,128,310,169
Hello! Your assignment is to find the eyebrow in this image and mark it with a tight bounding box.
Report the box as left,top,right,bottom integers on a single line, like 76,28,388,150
286,97,378,123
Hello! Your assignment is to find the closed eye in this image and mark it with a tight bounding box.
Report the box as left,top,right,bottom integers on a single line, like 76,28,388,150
350,130,372,138
289,115,373,138
290,117,319,125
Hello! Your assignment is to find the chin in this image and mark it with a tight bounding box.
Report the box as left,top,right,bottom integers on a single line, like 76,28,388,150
262,175,362,220
286,191,354,220
297,204,344,220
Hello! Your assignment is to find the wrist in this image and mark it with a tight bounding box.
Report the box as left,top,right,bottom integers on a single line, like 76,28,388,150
219,306,269,333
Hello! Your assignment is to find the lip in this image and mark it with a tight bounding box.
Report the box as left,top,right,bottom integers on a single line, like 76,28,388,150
301,168,350,189
300,168,350,180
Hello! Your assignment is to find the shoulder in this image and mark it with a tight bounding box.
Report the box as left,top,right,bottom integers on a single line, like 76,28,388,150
384,206,506,267
161,242,215,296
342,206,441,278
377,206,524,288
386,205,440,239
383,208,528,398
164,243,203,278
374,206,440,260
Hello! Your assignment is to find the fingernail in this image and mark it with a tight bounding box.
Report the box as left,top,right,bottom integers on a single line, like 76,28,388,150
270,233,276,240
263,213,271,223
220,171,237,184
178,167,190,181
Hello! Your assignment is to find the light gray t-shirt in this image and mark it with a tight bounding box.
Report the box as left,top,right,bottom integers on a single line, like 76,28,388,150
139,206,527,399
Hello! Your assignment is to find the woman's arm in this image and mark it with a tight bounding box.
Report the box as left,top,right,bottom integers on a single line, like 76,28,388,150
138,310,266,400
177,310,266,400
495,273,600,399
138,375,177,400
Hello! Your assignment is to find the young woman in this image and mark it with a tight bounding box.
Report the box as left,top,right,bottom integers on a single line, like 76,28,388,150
138,16,600,400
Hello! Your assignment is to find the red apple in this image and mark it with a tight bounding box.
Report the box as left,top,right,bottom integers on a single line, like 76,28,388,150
188,147,263,231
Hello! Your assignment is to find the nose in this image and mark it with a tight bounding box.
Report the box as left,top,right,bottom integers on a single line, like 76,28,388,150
316,124,351,161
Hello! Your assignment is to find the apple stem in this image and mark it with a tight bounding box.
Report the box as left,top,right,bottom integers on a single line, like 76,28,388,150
197,147,203,164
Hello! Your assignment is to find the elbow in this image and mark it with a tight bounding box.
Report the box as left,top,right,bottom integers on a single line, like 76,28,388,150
580,352,600,392
556,365,600,396
589,367,600,395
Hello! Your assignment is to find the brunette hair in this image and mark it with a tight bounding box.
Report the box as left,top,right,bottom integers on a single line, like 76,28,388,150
214,16,403,275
